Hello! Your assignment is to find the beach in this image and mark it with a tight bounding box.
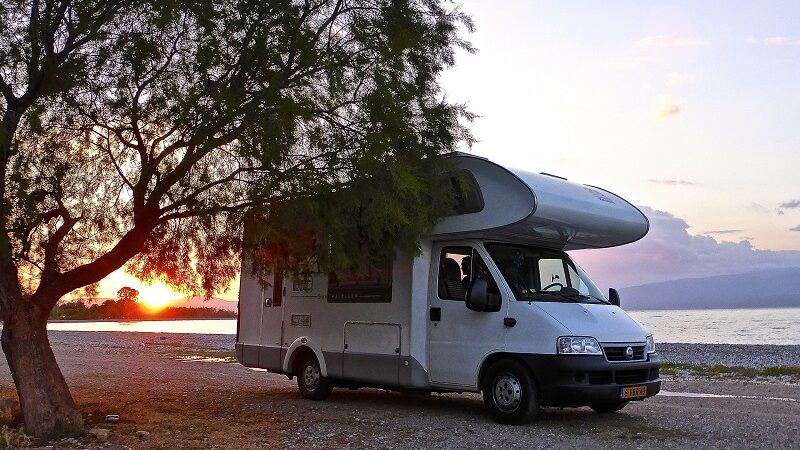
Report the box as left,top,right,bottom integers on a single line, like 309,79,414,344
0,331,797,449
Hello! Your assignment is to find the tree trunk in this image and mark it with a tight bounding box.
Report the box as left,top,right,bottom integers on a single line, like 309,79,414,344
1,302,84,438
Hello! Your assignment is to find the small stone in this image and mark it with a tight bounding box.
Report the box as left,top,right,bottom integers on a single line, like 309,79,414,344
136,430,151,440
105,414,120,424
89,427,111,441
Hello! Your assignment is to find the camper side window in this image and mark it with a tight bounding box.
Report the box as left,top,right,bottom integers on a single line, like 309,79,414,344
292,273,312,292
449,170,484,215
327,262,392,303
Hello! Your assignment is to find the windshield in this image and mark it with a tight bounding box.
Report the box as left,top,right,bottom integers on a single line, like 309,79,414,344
485,243,608,304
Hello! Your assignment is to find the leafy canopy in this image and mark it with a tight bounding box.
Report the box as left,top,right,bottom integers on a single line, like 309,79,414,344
1,0,473,303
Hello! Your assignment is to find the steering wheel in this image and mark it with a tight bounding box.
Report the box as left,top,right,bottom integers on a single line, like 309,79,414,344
541,282,564,291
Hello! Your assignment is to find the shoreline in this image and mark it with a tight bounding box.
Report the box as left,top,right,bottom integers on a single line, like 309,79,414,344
39,330,800,370
46,318,235,323
39,327,800,348
626,306,800,312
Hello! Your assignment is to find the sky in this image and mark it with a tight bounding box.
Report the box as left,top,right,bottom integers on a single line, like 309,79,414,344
437,0,800,289
94,1,800,303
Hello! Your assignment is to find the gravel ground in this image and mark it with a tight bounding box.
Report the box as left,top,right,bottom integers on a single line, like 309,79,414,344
0,331,797,449
657,343,800,368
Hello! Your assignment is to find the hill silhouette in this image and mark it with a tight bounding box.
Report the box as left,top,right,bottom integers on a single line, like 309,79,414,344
51,297,235,320
620,267,800,310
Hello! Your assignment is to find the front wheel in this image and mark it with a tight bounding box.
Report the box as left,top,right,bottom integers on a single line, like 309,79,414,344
482,359,540,424
590,401,628,413
296,353,333,400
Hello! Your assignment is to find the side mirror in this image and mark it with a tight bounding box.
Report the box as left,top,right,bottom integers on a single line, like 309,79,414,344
466,279,501,312
466,278,488,311
608,288,621,307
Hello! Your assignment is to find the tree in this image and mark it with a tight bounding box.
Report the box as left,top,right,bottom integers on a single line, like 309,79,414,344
116,287,139,304
0,0,473,438
115,286,139,318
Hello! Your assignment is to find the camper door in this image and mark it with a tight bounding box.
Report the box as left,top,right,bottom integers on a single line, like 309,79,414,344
428,242,507,388
259,271,284,371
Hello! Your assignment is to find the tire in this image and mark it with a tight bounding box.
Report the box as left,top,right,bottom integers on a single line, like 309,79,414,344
482,359,540,425
590,401,628,413
296,353,333,400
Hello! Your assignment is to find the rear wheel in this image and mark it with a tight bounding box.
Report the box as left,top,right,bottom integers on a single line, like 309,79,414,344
482,359,540,424
296,353,333,400
590,401,628,413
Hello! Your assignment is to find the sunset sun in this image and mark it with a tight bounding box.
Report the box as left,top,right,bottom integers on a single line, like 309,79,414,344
135,283,184,311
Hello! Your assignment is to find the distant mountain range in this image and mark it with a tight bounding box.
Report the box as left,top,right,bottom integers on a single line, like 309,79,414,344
620,267,800,310
173,296,238,312
69,296,238,312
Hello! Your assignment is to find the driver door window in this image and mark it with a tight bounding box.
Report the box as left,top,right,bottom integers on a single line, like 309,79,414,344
438,247,471,300
438,247,500,301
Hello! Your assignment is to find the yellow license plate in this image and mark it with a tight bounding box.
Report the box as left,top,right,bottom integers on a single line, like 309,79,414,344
620,385,648,399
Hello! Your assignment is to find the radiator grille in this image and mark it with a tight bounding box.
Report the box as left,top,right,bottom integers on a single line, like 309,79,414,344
603,345,646,362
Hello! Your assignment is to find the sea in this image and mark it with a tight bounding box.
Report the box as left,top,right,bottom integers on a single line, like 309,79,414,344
44,307,800,346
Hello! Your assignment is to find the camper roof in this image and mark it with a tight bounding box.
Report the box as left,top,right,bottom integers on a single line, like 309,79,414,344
432,154,649,250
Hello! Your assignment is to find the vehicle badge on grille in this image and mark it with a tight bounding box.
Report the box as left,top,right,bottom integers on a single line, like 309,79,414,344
624,346,634,360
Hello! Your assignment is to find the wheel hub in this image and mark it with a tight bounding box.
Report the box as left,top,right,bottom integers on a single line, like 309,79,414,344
303,363,320,390
494,374,522,411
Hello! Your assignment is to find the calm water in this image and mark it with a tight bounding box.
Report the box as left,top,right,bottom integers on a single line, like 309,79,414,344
628,308,800,345
47,319,237,335
45,307,800,345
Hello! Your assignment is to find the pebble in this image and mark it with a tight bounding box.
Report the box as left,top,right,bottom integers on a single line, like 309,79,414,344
136,430,151,439
89,428,111,441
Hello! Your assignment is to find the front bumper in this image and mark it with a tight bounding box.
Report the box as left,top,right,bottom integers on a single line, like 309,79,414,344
517,353,662,407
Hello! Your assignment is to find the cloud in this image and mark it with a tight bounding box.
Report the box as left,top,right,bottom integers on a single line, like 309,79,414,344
665,72,694,87
791,225,800,232
608,55,652,72
746,36,800,47
747,203,770,213
636,35,708,49
648,179,695,186
701,230,743,235
570,207,800,289
763,37,800,47
778,199,800,209
656,94,682,119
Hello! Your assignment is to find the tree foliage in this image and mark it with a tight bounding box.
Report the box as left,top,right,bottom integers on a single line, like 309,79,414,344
2,0,473,304
0,0,472,437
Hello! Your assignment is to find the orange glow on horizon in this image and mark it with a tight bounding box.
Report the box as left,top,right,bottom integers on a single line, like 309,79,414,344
136,283,184,312
83,267,239,309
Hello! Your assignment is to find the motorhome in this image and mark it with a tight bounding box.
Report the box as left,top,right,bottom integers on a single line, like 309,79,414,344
236,154,661,424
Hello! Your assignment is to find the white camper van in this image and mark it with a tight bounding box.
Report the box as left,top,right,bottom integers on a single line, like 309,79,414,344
236,154,661,424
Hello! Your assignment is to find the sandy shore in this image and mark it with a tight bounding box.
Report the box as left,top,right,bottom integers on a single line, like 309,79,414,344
0,331,797,449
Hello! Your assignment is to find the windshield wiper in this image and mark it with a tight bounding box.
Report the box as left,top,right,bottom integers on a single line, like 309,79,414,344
576,293,611,305
532,291,584,303
530,290,611,305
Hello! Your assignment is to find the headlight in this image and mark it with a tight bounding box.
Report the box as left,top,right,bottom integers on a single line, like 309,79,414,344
645,335,656,354
557,336,602,355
